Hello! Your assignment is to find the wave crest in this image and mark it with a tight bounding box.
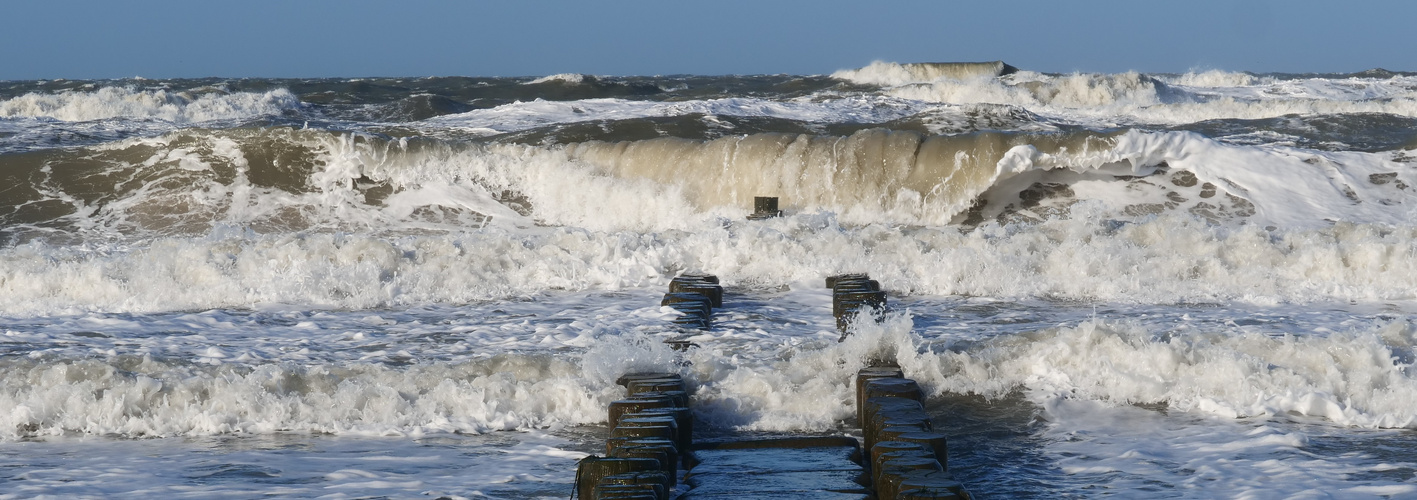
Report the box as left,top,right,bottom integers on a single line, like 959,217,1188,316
525,73,591,85
1159,69,1273,87
898,318,1417,428
0,87,301,123
831,60,1018,86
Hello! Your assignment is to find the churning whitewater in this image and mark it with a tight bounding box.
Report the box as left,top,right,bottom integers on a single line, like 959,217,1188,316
2,62,1417,497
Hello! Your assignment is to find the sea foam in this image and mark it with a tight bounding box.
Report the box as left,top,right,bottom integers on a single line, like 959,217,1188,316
0,332,682,439
834,61,1417,126
891,317,1417,429
0,87,301,123
2,212,1416,317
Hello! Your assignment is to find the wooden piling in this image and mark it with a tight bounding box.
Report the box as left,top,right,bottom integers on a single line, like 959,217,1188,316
575,457,663,500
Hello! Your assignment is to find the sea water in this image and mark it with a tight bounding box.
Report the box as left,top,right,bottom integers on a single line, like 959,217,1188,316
2,62,1417,498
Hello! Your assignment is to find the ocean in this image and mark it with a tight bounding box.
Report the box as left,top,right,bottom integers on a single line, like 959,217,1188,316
2,61,1417,498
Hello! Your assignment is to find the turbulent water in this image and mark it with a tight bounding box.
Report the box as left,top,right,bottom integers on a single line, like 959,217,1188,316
3,62,1417,498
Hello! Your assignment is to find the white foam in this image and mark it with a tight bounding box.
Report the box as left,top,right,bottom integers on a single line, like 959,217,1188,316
0,87,301,123
838,61,1417,126
418,95,924,135
5,208,1417,316
884,317,1417,428
830,60,1014,86
1085,131,1417,228
0,335,684,439
525,73,589,85
1156,69,1273,88
1038,397,1417,497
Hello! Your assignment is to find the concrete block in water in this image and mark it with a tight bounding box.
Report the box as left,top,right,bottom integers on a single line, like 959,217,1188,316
574,456,662,500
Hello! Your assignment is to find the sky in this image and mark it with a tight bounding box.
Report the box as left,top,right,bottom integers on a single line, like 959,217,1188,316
2,0,1413,80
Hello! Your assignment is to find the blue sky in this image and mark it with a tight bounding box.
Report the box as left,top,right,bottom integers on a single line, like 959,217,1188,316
3,0,1413,80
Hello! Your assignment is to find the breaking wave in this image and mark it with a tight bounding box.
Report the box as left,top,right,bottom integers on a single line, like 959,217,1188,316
2,126,1413,245
0,87,301,123
831,60,1019,86
879,316,1417,429
2,213,1416,316
833,61,1417,125
0,337,677,439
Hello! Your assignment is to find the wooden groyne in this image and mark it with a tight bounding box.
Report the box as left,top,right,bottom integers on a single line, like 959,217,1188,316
576,371,693,499
856,366,968,499
574,271,972,499
830,273,887,339
840,273,969,498
661,273,721,330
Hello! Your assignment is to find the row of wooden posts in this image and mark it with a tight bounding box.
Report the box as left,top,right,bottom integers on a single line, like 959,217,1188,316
575,276,718,499
829,273,888,338
660,274,722,330
574,270,970,498
575,371,694,499
856,366,970,499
